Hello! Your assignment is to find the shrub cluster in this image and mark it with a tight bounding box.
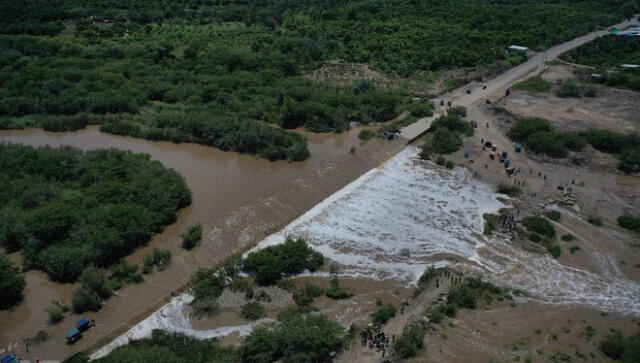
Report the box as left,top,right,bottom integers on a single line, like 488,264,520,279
618,215,640,233
420,110,473,159
72,266,112,313
513,76,553,93
394,324,426,359
181,224,203,250
242,237,324,286
600,330,640,362
0,143,191,282
371,300,397,326
141,249,172,274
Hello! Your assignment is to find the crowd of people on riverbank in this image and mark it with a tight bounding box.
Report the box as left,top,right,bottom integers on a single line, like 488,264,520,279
361,326,391,357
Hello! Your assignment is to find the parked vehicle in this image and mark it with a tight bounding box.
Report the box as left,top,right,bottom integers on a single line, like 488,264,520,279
1,355,19,363
66,328,82,344
77,318,91,332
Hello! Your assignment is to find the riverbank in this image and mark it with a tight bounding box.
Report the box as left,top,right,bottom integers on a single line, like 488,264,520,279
0,126,404,361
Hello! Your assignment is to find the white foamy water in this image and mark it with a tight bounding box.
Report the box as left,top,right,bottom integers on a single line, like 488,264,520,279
250,147,640,315
93,146,640,358
90,294,273,360
247,147,504,284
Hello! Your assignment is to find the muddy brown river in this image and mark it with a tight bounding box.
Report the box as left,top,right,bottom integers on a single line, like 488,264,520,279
0,126,404,360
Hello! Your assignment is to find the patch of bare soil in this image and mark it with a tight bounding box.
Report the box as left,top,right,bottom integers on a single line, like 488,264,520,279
422,302,639,363
499,65,640,134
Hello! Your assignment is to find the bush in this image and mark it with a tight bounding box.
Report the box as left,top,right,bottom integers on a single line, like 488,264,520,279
181,224,203,250
407,102,434,118
588,215,603,226
358,129,375,141
142,248,172,273
483,213,501,235
242,237,323,286
497,183,521,197
0,254,26,310
394,324,425,359
546,244,562,259
371,301,396,325
544,211,561,221
599,330,640,362
525,131,568,158
448,106,467,118
430,128,462,154
523,215,556,238
561,234,575,242
507,118,552,142
110,261,143,285
72,286,103,313
618,149,640,174
558,132,586,151
241,302,265,321
242,309,344,363
618,215,640,233
555,80,582,97
325,276,353,299
528,232,542,243
513,76,553,93
48,308,64,324
570,246,581,254
581,130,634,154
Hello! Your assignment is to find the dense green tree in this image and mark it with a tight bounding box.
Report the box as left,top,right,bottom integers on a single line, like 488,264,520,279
0,254,26,310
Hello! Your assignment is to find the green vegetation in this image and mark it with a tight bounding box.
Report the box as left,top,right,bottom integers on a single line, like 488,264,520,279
142,248,172,274
0,1,630,161
394,324,426,359
561,234,576,242
72,266,112,313
588,215,604,226
181,224,203,250
46,299,69,324
483,213,502,235
371,300,397,326
108,261,144,290
428,277,513,323
523,215,556,238
242,308,344,363
570,246,581,254
600,331,640,362
241,302,265,321
544,211,561,222
325,276,353,300
561,35,640,92
497,183,522,197
242,237,323,286
618,215,640,233
420,111,473,159
507,118,594,158
90,329,240,363
513,76,553,93
0,143,191,283
554,79,592,98
358,129,375,141
582,130,640,173
0,254,26,310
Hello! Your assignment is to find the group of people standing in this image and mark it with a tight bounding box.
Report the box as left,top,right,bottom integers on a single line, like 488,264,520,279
361,326,392,357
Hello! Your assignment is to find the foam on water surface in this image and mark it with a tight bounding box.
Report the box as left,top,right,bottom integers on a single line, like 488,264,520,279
93,146,640,358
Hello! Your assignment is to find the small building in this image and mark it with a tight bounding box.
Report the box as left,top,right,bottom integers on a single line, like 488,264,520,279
508,45,529,52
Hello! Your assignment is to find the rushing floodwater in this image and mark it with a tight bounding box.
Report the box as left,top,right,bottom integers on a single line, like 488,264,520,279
91,146,640,359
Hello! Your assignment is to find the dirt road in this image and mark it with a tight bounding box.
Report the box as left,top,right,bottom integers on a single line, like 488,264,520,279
399,16,639,141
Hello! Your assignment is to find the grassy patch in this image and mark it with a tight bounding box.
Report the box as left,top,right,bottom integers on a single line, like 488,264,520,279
523,215,556,238
497,183,522,197
241,302,265,321
561,234,575,242
544,211,561,222
371,300,397,326
513,76,552,93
